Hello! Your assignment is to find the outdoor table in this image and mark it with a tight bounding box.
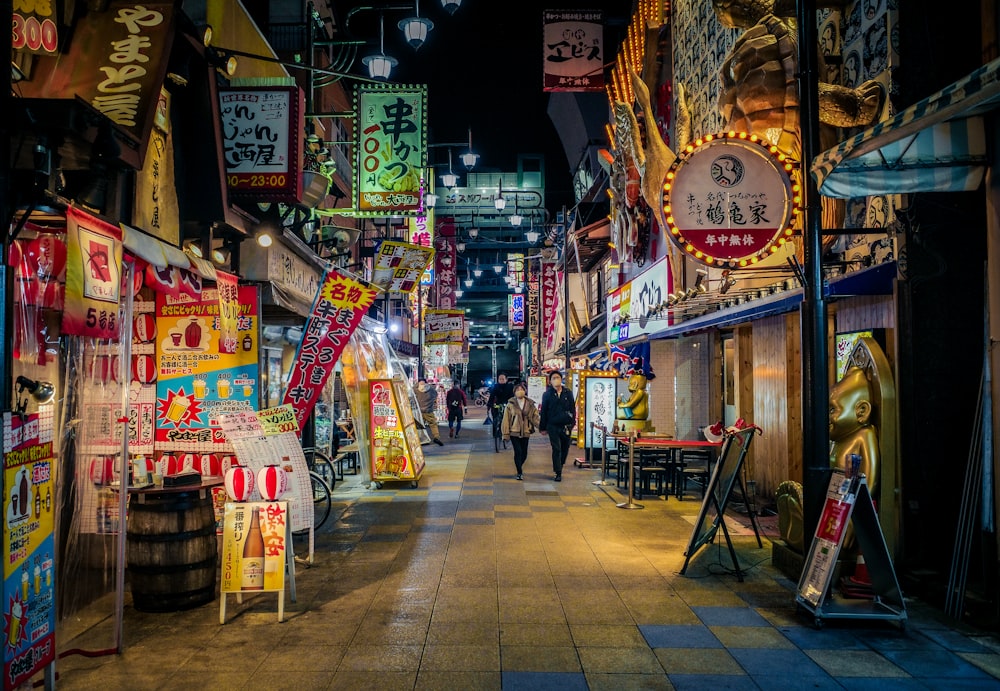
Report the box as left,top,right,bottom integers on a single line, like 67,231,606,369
619,438,723,499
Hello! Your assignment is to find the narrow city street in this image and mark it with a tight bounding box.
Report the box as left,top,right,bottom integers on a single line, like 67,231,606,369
55,423,1000,690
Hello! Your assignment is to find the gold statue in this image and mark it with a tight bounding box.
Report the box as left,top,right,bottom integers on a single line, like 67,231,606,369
617,371,649,421
829,365,880,497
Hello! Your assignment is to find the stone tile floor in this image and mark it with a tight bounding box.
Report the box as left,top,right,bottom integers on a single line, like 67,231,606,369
52,423,1000,690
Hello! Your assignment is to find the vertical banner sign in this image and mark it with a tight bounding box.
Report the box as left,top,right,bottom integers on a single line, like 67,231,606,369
540,260,560,352
433,222,457,308
134,88,180,245
220,501,287,593
583,375,617,449
354,84,427,216
63,207,123,339
370,240,435,293
155,286,259,452
282,269,379,429
219,86,304,204
3,412,56,688
528,264,540,364
507,252,526,285
542,10,604,92
215,270,240,355
509,294,525,330
408,210,435,286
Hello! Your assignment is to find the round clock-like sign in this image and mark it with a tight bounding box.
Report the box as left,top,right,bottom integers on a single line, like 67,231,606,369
663,132,800,268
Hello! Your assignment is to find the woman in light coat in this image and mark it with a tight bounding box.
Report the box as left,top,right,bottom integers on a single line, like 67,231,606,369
501,383,540,480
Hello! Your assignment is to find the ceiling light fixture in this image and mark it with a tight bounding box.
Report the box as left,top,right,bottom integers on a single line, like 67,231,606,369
468,227,479,239
424,191,438,208
399,0,433,50
441,0,462,15
183,240,204,259
440,149,458,188
460,128,478,169
525,230,540,243
494,178,506,211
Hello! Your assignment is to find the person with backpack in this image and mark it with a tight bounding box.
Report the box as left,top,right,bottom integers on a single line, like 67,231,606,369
445,381,468,438
539,371,576,482
500,383,540,480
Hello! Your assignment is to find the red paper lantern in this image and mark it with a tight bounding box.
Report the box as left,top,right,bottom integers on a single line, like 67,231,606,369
159,454,180,476
25,235,67,281
225,466,256,502
257,465,287,501
133,314,156,343
197,454,221,477
179,453,197,473
88,456,115,485
131,354,156,384
219,455,237,475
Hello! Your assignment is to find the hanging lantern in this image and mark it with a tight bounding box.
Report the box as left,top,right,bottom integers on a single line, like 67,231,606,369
133,313,157,342
257,465,288,501
197,454,221,477
225,466,256,502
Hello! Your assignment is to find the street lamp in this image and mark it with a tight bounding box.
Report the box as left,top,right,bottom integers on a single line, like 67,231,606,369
460,128,479,169
494,178,506,211
399,0,434,50
441,0,462,14
362,13,398,80
440,149,458,188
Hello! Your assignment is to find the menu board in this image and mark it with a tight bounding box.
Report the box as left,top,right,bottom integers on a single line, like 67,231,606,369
3,411,56,688
155,286,259,452
369,378,425,481
798,470,855,607
581,374,618,449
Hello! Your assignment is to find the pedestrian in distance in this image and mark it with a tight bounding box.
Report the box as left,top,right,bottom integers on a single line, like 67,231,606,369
539,371,576,482
415,379,444,446
501,383,540,480
446,381,468,438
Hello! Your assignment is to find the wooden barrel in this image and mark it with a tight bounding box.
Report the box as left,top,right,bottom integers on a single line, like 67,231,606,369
126,488,217,612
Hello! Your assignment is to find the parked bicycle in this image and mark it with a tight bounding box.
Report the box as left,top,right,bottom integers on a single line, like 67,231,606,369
294,447,334,532
491,404,507,453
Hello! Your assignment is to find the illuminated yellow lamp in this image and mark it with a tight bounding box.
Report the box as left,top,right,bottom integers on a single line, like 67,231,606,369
685,243,694,252
608,241,616,248
664,205,671,214
607,188,615,198
749,134,758,142
705,133,714,141
740,259,748,267
739,132,748,139
728,130,737,137
785,228,793,235
784,163,793,171
751,256,759,263
778,238,786,245
685,144,694,153
777,153,786,161
769,145,778,153
666,215,675,224
770,245,779,253
694,250,703,259
666,170,675,180
671,228,680,236
793,196,801,204
792,183,801,192
695,138,703,147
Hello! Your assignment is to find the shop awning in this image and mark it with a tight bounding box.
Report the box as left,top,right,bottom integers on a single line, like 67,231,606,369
570,313,607,353
812,57,1000,199
121,224,190,269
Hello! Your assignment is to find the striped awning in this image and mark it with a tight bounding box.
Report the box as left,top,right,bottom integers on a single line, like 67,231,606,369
812,57,1000,199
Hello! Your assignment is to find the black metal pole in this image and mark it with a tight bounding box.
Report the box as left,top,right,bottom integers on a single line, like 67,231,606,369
563,206,570,373
1,0,15,413
797,0,831,542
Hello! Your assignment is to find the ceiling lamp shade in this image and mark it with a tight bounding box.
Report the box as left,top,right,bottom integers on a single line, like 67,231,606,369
468,227,479,238
456,241,466,252
399,16,433,49
510,213,522,226
362,53,397,80
460,151,478,169
424,192,438,208
440,172,458,187
464,278,473,287
473,267,483,277
525,230,540,243
441,0,462,14
454,289,464,298
493,263,503,273
494,177,506,210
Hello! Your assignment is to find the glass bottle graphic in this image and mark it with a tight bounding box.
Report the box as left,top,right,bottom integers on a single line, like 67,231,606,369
241,508,265,591
44,488,51,513
19,470,28,518
34,487,40,519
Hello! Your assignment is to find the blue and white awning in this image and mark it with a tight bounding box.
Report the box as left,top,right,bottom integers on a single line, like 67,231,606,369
812,57,1000,199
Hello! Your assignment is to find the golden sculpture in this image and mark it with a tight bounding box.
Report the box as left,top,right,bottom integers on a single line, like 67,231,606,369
617,371,649,421
829,366,880,496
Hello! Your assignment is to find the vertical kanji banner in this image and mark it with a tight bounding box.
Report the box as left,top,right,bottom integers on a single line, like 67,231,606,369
282,269,379,429
63,206,123,339
542,10,604,92
433,220,456,308
216,270,240,355
540,259,562,352
353,84,427,216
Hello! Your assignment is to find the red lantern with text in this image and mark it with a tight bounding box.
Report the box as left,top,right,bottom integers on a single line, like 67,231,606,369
256,465,287,501
225,466,256,502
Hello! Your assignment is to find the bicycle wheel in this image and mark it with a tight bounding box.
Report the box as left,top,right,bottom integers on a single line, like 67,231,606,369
493,409,502,453
307,448,337,492
309,471,332,530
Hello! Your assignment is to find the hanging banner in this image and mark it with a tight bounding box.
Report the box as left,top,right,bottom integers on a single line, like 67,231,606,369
133,88,179,245
3,411,56,689
607,256,672,344
144,263,201,300
370,240,435,293
541,260,562,352
282,269,379,429
424,309,464,346
353,84,427,216
509,294,525,330
542,10,604,92
154,286,259,452
219,86,304,204
215,270,240,355
408,210,435,285
433,221,457,308
63,207,123,340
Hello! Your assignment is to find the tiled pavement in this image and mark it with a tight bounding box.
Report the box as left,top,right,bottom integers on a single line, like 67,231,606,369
55,422,1000,690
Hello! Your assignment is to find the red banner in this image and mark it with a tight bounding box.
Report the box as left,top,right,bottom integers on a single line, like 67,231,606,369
282,269,379,429
540,260,561,351
433,220,457,309
63,207,123,339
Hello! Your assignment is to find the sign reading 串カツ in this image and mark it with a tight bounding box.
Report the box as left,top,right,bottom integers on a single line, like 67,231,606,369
663,133,798,268
354,84,427,216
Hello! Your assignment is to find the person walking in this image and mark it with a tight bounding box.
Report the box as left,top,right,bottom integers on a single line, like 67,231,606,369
539,371,576,482
415,379,444,446
500,383,540,480
445,381,468,438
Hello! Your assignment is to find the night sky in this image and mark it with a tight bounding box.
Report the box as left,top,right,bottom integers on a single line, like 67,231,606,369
353,1,634,208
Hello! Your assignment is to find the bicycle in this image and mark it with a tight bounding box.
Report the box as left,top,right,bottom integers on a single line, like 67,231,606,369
298,447,335,532
474,388,490,407
491,404,507,453
303,446,336,492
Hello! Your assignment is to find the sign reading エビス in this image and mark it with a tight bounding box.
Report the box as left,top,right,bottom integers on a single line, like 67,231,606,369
219,86,304,203
354,84,427,216
542,10,604,92
663,133,798,268
282,269,379,429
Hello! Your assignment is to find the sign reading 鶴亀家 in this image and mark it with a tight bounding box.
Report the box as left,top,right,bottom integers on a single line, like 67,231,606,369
354,84,427,216
664,133,798,268
542,10,604,93
219,86,304,203
282,269,379,429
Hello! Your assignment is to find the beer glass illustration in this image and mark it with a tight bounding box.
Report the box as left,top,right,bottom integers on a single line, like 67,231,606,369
8,600,21,648
21,566,29,601
217,378,231,399
166,394,191,424
192,378,207,399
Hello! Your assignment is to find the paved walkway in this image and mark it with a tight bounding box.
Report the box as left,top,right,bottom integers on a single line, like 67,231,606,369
56,422,1000,690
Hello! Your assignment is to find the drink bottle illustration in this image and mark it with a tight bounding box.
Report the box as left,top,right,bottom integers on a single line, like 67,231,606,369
241,508,265,591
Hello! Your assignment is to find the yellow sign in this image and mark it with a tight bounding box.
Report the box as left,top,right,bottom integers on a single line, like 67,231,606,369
220,501,287,593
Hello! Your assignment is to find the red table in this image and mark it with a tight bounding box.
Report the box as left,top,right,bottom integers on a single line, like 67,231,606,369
619,438,723,500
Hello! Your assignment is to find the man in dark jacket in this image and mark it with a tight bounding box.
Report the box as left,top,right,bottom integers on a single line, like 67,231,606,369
486,373,515,411
539,371,576,482
415,379,444,446
445,381,468,438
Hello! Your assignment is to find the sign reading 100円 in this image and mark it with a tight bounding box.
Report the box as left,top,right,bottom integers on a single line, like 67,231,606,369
663,133,799,268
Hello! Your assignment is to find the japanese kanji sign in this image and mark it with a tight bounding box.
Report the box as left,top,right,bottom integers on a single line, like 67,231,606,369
424,309,464,346
607,256,672,344
433,221,457,308
220,501,287,593
370,240,435,294
216,270,240,354
540,260,562,352
219,86,304,203
12,0,58,56
282,269,379,429
509,294,525,330
408,210,434,285
543,10,604,92
63,207,123,340
664,134,797,268
354,84,427,216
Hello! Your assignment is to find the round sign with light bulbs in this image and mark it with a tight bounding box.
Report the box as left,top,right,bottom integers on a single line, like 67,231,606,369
662,132,800,268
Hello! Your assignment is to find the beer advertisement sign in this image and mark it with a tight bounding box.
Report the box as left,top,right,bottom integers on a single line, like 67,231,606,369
155,286,259,452
368,379,424,482
3,412,56,689
221,501,287,593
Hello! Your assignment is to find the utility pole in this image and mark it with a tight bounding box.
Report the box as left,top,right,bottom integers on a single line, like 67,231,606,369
563,205,571,373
